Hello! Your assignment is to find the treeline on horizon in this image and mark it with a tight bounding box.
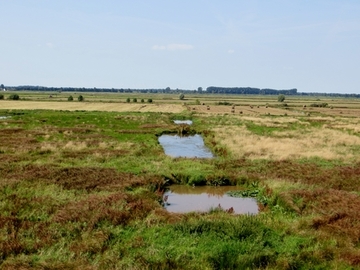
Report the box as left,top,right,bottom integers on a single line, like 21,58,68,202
1,84,359,97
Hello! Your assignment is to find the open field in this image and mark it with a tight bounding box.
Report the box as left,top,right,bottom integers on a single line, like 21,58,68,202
1,92,360,269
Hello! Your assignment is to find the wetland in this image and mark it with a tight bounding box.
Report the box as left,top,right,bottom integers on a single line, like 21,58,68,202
1,92,360,269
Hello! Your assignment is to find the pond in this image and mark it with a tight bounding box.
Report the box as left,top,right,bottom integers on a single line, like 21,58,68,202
158,134,213,158
173,120,192,125
163,185,259,215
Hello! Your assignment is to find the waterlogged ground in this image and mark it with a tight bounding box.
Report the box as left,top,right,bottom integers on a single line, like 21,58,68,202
158,134,214,158
1,106,360,269
164,185,258,214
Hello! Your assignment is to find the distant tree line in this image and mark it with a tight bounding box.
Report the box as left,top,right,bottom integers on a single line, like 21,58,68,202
206,86,298,95
1,84,359,98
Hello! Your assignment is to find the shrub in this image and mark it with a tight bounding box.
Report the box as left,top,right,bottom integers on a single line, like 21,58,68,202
179,93,185,100
310,103,328,108
133,98,137,102
147,98,153,103
0,94,4,100
77,95,84,101
126,98,130,103
8,94,20,100
278,94,285,102
68,95,73,101
141,98,144,103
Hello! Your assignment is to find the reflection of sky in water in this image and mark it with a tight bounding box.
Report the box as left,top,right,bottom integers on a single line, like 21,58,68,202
173,120,192,125
158,134,213,158
164,186,258,215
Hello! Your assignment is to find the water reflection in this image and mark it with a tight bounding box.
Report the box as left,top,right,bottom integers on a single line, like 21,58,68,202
164,185,258,214
158,134,213,158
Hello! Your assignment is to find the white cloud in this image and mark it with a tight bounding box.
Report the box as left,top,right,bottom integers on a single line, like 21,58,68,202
152,43,194,51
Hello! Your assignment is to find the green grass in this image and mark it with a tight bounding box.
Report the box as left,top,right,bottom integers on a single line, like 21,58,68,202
1,108,360,269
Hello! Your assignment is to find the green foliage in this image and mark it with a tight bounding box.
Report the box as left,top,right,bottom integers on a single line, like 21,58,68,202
67,95,73,101
147,98,153,103
133,98,137,102
8,94,20,100
179,93,185,100
126,98,130,103
278,94,286,102
77,95,84,101
141,98,144,103
0,94,4,100
310,103,328,107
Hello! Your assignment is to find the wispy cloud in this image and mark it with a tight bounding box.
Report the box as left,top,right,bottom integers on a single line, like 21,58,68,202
152,43,194,51
228,49,235,54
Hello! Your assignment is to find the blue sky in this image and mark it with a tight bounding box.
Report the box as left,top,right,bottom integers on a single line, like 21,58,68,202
1,0,360,93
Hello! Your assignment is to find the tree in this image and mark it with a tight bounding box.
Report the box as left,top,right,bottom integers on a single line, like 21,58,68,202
147,98,153,103
126,98,130,103
197,87,203,93
78,95,84,101
133,98,137,102
278,94,285,102
141,98,144,103
68,95,73,101
179,93,185,100
0,84,4,90
0,94,4,100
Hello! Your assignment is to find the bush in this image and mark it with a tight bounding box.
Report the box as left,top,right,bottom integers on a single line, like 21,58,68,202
147,98,153,103
8,94,20,100
126,98,130,103
78,95,84,101
133,98,137,102
68,95,73,101
310,103,328,108
278,94,285,102
179,93,185,100
0,94,4,100
141,98,144,103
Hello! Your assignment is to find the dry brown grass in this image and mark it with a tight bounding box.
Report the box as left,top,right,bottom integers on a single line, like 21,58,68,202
0,101,185,113
213,125,360,161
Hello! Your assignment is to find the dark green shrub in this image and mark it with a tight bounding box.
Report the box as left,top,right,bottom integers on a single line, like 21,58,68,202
179,93,185,100
278,94,285,102
8,94,20,100
126,98,130,103
141,98,144,103
133,98,137,102
68,95,73,101
0,94,4,100
147,98,153,103
78,95,84,101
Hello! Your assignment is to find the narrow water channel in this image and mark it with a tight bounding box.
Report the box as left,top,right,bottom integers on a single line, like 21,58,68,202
158,134,213,158
164,185,259,215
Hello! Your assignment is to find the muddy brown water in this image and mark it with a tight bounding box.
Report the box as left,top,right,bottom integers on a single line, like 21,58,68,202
158,134,213,158
164,185,259,214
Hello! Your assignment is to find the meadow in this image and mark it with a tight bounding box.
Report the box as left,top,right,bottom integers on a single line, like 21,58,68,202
1,91,360,269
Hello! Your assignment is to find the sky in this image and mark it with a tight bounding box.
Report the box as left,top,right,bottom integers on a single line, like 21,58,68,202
1,0,360,93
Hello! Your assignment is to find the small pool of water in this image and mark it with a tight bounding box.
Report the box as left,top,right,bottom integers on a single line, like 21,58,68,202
164,185,258,214
158,134,213,158
0,116,10,119
173,120,192,125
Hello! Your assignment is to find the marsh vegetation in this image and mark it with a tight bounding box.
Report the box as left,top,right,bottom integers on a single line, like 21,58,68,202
1,92,360,269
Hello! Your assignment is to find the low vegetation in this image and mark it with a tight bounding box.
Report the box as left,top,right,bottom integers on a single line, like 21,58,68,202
1,93,360,269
